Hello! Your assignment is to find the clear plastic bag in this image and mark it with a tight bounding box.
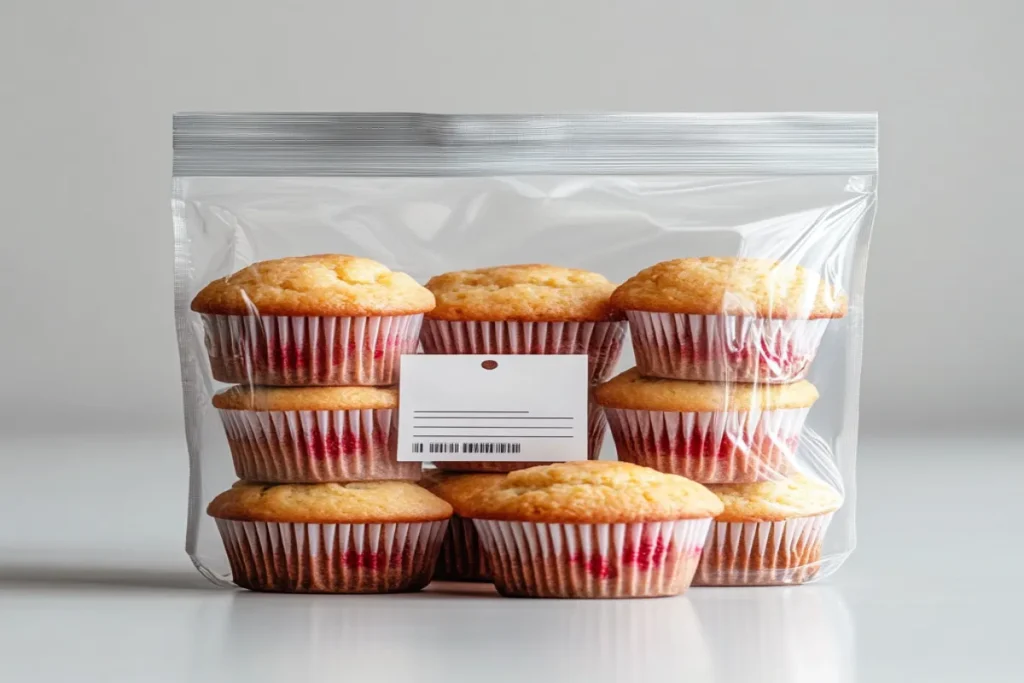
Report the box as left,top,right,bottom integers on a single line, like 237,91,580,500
173,113,878,589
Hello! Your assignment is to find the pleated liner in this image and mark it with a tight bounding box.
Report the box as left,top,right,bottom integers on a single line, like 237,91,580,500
626,311,830,384
215,519,448,593
420,319,626,384
201,313,423,386
694,512,834,586
472,518,711,598
432,514,490,582
432,399,608,474
604,406,809,483
426,351,611,578
218,407,421,483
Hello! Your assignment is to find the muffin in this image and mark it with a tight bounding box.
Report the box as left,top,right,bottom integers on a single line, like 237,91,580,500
431,391,608,473
420,470,504,582
596,369,817,483
694,473,842,586
456,461,723,598
420,264,626,383
192,254,434,386
208,481,451,593
611,257,846,383
213,385,420,483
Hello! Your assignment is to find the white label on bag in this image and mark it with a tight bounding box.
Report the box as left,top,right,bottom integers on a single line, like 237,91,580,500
397,355,588,462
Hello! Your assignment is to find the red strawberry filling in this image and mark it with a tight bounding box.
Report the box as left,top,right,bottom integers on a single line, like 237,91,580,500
231,331,404,370
622,535,669,570
679,337,809,375
569,536,674,578
644,424,795,462
569,552,617,579
302,427,371,460
346,338,394,361
343,549,386,569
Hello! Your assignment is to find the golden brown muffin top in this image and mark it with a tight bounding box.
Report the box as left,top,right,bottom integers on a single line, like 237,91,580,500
419,471,505,517
206,481,452,524
212,385,398,412
425,264,621,322
191,254,435,317
452,461,723,523
708,474,842,523
611,257,847,319
595,368,818,412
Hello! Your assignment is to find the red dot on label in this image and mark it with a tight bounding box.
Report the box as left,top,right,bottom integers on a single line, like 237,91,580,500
481,360,498,370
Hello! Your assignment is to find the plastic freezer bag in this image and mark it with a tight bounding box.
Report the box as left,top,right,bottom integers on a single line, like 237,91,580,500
172,113,878,589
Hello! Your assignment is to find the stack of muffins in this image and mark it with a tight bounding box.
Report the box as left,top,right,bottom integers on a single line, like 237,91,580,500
418,264,626,583
597,257,846,585
191,254,847,596
421,264,626,471
193,255,455,593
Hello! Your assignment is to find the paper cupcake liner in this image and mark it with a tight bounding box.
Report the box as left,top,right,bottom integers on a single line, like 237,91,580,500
587,398,609,460
471,518,711,598
626,311,830,384
420,319,626,383
201,313,423,386
694,512,834,586
432,400,608,473
432,514,491,582
218,407,421,483
604,407,808,483
214,519,448,593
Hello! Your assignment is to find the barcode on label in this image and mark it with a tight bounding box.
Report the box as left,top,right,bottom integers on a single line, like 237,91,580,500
415,442,523,455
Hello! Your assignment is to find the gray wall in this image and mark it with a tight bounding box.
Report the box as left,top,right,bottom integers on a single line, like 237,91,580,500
1,0,1020,435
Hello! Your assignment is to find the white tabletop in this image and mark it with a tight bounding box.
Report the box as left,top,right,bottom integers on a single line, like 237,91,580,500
0,435,1017,682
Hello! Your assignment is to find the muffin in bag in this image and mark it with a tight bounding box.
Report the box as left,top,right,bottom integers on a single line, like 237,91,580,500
192,254,434,386
457,461,723,598
420,264,626,384
596,369,817,483
695,473,842,586
213,385,420,483
612,257,846,384
207,481,450,593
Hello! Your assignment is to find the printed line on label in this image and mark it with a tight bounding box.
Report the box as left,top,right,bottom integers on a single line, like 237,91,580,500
413,434,574,438
413,426,572,430
413,416,572,420
413,410,530,414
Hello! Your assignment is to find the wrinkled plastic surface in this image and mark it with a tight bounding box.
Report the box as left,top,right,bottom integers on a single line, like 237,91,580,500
173,117,877,587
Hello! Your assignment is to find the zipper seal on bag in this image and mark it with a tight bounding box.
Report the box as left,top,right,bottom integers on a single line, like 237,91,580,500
173,112,878,177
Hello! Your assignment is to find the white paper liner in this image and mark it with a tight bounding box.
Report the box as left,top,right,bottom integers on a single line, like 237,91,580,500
202,313,423,386
433,514,491,582
471,518,711,598
604,407,809,483
214,518,448,593
432,400,608,473
694,512,834,586
218,407,421,483
626,311,830,383
420,319,626,383
587,398,609,460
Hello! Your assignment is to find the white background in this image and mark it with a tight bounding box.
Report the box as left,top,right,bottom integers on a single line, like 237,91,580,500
1,0,1022,436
